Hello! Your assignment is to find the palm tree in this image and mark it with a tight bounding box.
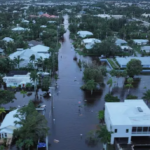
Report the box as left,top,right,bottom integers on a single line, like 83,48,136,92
107,78,113,93
30,71,38,91
14,56,24,69
85,79,96,95
0,108,5,115
35,57,43,69
142,90,150,104
125,77,133,93
96,125,112,149
30,54,35,67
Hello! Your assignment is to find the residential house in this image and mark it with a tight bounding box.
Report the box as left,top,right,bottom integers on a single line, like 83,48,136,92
0,109,20,139
133,39,149,45
82,38,101,49
2,37,14,43
115,39,127,46
9,45,50,68
116,57,150,68
141,46,150,53
77,31,93,38
105,100,150,145
12,26,30,32
120,45,132,52
3,71,34,87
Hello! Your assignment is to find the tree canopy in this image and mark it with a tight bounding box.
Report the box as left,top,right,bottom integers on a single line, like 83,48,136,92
14,101,49,149
126,59,142,77
0,90,15,105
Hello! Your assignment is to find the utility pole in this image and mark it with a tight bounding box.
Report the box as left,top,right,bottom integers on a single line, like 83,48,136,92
49,87,55,113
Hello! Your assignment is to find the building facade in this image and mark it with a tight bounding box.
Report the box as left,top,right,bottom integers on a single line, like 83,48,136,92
105,100,150,144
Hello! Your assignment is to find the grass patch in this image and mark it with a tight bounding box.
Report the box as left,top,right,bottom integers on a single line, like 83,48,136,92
107,58,119,69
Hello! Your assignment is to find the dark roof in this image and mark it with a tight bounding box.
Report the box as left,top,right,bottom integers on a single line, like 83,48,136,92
6,70,28,76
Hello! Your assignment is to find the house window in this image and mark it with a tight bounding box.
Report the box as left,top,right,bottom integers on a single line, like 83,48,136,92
137,127,142,132
5,133,7,138
143,127,148,132
115,129,117,133
132,127,136,132
126,129,129,133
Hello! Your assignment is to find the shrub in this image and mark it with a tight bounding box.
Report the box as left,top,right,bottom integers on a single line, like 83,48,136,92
105,93,120,102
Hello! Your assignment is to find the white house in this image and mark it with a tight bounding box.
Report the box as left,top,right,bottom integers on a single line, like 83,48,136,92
3,71,34,88
141,46,150,53
9,45,50,68
12,27,30,32
0,109,20,139
115,38,127,46
120,45,132,52
141,13,150,17
94,14,111,19
116,57,150,68
82,38,101,49
2,37,14,43
105,100,150,144
133,39,149,45
77,31,93,38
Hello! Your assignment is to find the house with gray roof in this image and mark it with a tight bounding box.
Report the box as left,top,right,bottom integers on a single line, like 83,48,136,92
115,39,127,46
141,46,150,53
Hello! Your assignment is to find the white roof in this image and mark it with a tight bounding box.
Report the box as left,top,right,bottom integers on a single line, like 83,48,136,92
82,38,101,44
133,39,149,43
31,45,49,53
115,38,127,45
12,27,26,31
3,73,33,85
48,21,56,23
120,45,132,50
40,25,47,28
94,14,111,19
111,15,124,19
141,46,150,52
116,57,150,66
22,20,29,23
105,100,150,125
9,46,50,67
0,109,20,133
77,31,93,38
3,37,14,42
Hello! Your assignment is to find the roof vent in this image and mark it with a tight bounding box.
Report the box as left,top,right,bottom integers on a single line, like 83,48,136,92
137,107,143,112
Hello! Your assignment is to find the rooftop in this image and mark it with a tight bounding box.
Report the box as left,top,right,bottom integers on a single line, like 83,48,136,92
0,109,20,133
105,100,150,126
116,57,150,66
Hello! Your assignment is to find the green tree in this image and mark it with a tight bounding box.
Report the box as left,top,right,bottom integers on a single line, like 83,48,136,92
125,77,133,93
0,108,6,115
98,110,104,124
105,93,120,102
14,101,49,149
30,54,35,64
107,78,113,93
0,90,15,105
142,90,150,104
85,79,96,95
30,71,38,91
126,59,142,77
14,56,24,69
96,125,111,144
42,77,51,92
83,63,103,84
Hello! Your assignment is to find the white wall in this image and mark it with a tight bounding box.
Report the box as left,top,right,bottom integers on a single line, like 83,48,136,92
111,125,132,144
105,106,111,132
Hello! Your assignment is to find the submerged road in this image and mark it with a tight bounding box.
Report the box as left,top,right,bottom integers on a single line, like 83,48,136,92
46,15,103,150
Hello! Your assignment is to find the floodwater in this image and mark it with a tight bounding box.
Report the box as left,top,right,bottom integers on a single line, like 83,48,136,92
3,15,150,150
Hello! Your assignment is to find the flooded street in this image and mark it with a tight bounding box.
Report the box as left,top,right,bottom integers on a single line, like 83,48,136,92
47,15,103,150
3,15,150,150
